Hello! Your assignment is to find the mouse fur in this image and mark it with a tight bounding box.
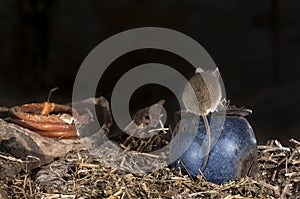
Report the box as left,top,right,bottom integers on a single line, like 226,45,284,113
182,67,222,116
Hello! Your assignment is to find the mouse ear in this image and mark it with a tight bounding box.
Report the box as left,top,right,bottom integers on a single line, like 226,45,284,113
212,67,220,78
195,67,204,74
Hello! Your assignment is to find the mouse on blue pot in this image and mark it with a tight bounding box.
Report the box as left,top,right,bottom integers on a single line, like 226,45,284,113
170,67,258,184
181,67,223,171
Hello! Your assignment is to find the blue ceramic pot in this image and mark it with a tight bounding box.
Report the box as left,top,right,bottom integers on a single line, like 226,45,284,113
169,112,258,185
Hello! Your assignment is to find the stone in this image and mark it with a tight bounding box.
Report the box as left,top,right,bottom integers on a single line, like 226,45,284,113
0,118,83,171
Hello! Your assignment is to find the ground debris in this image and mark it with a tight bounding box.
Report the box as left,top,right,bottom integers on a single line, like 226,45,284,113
0,138,298,198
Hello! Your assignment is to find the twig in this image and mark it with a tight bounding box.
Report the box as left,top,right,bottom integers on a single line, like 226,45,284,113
257,145,291,152
0,153,23,163
289,138,300,146
250,180,281,196
38,194,76,199
280,182,291,198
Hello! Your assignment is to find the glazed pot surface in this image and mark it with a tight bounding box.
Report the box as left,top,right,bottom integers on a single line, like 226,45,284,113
170,115,258,184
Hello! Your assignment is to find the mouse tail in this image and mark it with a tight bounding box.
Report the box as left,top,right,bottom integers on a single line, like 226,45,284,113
201,115,211,172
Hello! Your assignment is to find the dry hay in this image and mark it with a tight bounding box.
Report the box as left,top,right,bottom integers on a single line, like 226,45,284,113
0,137,298,199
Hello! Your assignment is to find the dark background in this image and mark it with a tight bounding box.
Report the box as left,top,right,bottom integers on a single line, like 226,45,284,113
0,0,299,144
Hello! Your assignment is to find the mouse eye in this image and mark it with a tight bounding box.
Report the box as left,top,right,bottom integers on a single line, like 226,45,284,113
143,114,151,125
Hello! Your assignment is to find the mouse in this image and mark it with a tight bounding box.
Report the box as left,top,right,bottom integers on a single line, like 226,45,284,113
181,67,222,172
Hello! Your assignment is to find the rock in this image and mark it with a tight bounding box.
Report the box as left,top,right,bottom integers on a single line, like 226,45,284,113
0,119,84,171
170,114,258,184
